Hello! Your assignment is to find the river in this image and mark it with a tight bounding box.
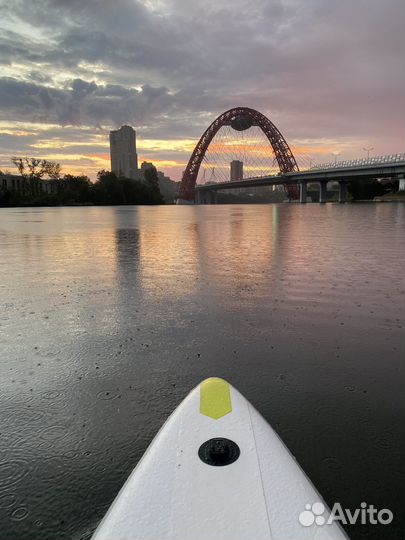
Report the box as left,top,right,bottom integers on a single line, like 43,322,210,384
0,203,404,540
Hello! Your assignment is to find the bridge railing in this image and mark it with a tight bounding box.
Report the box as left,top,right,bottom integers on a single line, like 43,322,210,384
309,153,405,171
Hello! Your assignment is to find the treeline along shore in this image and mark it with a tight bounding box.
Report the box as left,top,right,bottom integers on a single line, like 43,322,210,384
0,157,171,207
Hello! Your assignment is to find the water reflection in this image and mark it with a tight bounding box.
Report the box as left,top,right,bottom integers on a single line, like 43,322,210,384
137,207,200,301
191,207,278,297
114,229,140,284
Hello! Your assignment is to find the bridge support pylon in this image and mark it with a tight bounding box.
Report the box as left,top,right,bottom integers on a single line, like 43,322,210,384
299,182,308,203
194,190,202,204
319,180,328,203
194,190,218,204
338,181,347,203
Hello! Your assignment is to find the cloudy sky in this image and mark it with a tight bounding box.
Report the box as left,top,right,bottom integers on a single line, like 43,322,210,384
0,0,403,181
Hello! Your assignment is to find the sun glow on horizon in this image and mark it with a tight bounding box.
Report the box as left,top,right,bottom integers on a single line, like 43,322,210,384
0,118,388,182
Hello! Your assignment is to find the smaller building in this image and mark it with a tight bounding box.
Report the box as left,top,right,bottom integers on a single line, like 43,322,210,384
140,161,154,176
230,160,243,182
0,174,57,194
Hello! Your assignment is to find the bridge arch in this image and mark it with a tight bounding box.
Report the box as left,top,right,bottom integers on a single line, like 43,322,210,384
177,107,299,201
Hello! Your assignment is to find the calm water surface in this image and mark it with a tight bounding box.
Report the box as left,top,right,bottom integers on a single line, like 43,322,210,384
0,204,404,540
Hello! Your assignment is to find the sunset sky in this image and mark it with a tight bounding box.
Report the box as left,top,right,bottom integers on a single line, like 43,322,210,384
0,0,403,181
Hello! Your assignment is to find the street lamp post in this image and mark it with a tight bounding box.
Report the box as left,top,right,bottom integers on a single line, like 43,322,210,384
363,146,374,160
331,152,341,166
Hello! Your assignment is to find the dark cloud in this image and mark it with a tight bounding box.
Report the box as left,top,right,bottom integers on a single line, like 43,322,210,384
0,77,174,127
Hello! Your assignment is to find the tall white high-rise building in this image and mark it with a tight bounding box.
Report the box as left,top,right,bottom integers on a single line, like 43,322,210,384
109,125,138,179
230,160,243,181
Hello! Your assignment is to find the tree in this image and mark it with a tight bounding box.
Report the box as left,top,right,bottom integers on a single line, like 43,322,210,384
11,157,61,180
47,162,62,180
120,176,150,204
11,157,61,195
143,165,164,204
92,169,165,206
92,170,125,205
58,174,92,204
347,179,386,200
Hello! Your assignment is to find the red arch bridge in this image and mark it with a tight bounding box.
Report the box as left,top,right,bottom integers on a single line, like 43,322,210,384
176,107,405,204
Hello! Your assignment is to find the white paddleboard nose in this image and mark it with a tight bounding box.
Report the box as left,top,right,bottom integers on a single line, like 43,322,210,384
92,377,349,540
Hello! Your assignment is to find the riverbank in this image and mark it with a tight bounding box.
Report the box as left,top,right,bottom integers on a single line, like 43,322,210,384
374,192,405,202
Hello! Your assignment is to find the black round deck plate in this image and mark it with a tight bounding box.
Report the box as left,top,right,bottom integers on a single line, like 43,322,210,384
198,437,240,466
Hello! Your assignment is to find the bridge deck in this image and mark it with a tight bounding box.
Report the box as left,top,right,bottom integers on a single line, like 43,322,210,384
195,161,405,192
